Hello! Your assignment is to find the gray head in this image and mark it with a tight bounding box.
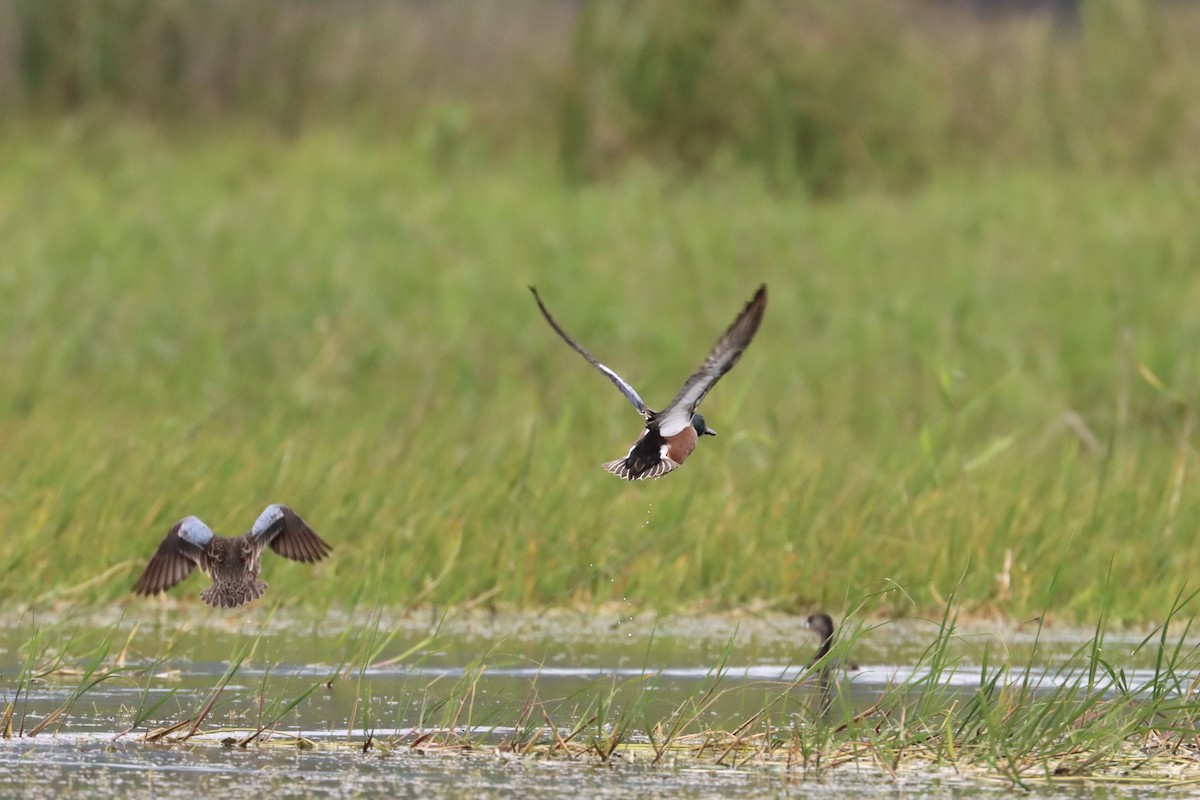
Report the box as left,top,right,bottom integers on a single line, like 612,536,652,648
806,613,835,641
691,413,716,437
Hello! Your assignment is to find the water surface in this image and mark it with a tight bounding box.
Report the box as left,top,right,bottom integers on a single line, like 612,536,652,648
0,607,1192,798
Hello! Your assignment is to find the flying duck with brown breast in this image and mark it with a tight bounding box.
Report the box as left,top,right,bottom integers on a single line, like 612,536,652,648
530,285,767,480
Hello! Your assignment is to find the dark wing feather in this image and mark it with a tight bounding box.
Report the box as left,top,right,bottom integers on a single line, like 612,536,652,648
529,286,650,416
257,505,332,563
132,519,208,596
656,285,767,436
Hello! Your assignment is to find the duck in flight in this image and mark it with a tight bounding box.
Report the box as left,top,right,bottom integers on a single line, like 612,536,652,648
530,285,767,480
132,504,331,608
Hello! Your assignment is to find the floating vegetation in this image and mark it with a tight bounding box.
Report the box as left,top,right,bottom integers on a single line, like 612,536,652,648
3,599,1200,793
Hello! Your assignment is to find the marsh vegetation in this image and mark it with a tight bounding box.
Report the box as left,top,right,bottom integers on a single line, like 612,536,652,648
2,0,1200,793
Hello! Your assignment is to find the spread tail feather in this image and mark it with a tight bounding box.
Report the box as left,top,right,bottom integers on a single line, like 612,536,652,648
200,580,268,608
603,457,681,481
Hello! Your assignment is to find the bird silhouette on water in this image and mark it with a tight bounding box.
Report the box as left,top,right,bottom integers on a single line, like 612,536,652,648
805,612,859,713
806,612,860,671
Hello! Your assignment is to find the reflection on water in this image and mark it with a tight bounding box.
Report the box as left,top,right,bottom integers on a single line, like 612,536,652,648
0,608,1193,798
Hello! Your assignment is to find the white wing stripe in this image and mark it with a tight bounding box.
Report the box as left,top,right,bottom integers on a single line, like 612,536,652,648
596,362,648,413
531,286,650,416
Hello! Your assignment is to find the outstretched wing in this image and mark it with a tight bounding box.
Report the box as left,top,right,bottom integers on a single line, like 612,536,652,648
132,516,212,596
529,286,650,416
656,285,767,436
251,504,332,563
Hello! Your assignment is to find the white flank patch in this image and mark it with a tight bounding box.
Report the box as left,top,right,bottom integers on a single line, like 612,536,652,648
656,408,693,437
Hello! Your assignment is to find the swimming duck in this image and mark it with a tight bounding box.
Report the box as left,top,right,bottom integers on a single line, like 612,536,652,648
806,612,859,671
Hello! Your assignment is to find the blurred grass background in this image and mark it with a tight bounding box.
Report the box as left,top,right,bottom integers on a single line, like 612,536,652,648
3,0,1198,188
1,0,1199,623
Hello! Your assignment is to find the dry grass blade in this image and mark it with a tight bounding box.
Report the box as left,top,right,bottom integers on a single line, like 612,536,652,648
142,718,193,742
25,705,67,738
182,685,225,741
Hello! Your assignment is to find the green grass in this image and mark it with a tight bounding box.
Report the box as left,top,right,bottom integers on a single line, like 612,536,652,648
1,121,1200,622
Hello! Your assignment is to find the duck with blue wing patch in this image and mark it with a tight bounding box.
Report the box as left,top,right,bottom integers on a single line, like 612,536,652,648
133,504,331,608
530,285,767,480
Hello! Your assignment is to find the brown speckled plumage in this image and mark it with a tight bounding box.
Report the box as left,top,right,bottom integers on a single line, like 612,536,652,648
133,504,331,608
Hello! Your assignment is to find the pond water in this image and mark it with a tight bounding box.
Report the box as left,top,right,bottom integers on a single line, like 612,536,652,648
0,607,1193,798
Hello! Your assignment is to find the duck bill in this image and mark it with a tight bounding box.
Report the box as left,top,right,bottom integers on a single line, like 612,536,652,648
704,426,717,436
